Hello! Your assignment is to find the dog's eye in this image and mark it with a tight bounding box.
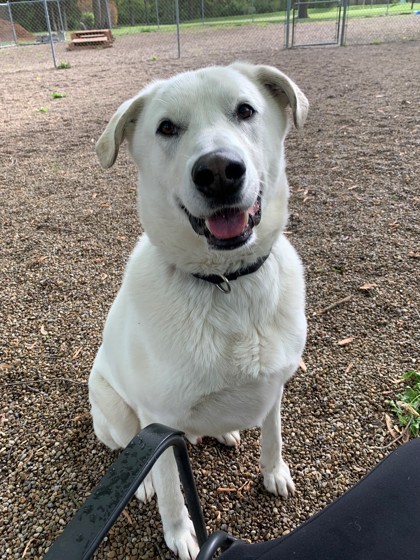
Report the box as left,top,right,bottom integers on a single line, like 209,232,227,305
236,103,255,120
157,120,179,137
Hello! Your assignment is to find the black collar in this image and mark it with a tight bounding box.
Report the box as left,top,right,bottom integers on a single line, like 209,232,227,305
192,253,270,293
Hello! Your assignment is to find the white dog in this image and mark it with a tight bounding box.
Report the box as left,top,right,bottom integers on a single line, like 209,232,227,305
89,63,308,560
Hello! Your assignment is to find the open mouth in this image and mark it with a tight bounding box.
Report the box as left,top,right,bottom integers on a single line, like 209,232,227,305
183,195,262,250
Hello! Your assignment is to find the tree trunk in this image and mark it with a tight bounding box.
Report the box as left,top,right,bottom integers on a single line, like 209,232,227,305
93,0,109,28
144,0,150,24
298,2,309,19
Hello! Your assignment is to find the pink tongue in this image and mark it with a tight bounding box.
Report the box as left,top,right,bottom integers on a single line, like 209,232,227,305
207,209,248,240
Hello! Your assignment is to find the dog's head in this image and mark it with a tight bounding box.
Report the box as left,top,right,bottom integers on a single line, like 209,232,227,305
96,64,308,273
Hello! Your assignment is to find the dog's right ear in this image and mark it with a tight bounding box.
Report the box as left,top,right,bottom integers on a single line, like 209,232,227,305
96,93,148,169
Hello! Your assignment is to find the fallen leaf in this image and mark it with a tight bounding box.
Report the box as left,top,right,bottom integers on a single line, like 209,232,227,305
72,413,90,423
30,255,48,265
385,413,398,439
337,337,354,346
397,401,420,418
121,508,134,525
359,282,377,291
299,358,307,373
408,251,419,259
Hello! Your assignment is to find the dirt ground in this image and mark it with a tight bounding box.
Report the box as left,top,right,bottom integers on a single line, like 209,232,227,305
1,36,419,560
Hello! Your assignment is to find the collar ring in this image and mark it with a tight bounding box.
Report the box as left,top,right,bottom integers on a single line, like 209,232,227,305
214,275,231,294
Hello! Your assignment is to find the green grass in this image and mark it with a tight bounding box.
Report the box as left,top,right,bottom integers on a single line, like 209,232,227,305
111,2,420,36
389,370,420,439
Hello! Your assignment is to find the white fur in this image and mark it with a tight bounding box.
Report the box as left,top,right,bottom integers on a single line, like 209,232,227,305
89,63,308,560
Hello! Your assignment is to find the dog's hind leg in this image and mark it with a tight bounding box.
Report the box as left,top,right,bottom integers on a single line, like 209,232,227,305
89,370,155,502
89,370,140,448
215,431,241,447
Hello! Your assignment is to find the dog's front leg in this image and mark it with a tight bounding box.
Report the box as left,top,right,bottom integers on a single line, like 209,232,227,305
260,387,295,498
152,447,199,560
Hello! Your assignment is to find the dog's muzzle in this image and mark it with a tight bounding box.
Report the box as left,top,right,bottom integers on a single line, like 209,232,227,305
183,150,262,250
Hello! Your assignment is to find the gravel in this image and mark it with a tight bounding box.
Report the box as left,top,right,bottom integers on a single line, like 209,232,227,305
1,40,419,559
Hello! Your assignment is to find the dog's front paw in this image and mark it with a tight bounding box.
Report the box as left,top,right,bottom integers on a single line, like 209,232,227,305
164,517,199,560
135,472,155,503
216,430,241,447
261,459,295,498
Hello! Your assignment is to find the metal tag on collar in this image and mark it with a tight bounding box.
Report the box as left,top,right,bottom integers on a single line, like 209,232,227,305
215,274,231,294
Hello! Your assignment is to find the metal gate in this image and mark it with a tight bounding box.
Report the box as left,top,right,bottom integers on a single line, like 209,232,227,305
285,0,348,48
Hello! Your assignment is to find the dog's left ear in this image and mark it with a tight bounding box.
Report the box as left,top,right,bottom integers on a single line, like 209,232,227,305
232,63,309,129
96,79,162,169
95,95,147,169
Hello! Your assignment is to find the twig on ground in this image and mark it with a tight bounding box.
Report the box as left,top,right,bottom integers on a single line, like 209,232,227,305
318,295,352,315
22,537,35,558
372,418,412,450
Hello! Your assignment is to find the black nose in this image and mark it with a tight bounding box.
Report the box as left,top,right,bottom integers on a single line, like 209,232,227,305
191,149,246,200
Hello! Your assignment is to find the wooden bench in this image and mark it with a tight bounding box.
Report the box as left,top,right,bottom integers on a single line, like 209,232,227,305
67,29,114,51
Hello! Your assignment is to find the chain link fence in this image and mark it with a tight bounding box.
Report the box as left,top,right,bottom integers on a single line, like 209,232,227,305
0,0,419,66
345,0,419,44
288,0,420,46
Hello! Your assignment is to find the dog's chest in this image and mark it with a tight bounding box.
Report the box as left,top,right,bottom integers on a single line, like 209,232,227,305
162,306,302,435
138,281,304,400
119,240,306,429
145,312,298,433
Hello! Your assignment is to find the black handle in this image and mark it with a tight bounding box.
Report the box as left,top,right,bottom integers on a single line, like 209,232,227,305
44,423,208,559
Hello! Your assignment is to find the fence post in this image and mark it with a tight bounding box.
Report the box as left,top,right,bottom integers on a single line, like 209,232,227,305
7,1,18,44
175,0,180,58
340,0,348,46
42,0,57,68
56,0,65,38
105,0,112,29
155,0,160,28
285,0,292,48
